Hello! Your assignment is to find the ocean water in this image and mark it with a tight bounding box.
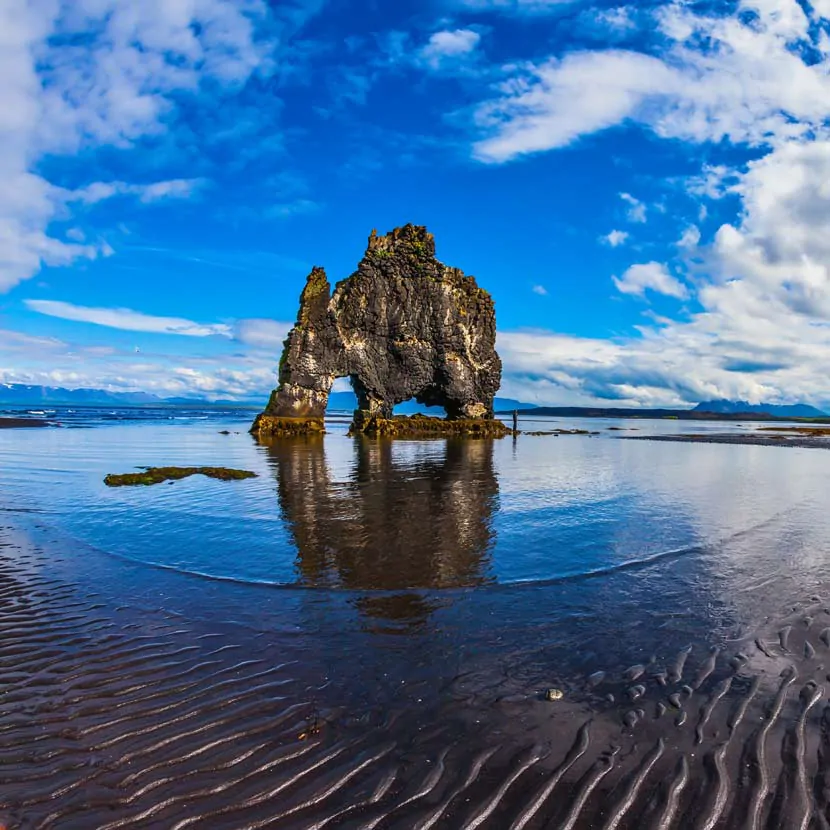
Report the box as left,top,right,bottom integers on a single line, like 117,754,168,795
2,407,829,643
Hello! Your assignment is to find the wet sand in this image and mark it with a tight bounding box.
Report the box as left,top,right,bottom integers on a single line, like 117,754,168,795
628,431,830,450
4,520,830,828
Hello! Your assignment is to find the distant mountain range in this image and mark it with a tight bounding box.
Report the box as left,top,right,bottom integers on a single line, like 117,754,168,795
0,384,536,413
6,383,820,420
693,399,828,418
0,384,259,408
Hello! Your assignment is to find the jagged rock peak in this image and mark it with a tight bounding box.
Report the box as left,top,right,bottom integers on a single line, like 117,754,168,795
366,224,436,259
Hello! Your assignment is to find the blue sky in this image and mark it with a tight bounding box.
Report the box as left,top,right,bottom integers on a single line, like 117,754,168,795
3,0,830,406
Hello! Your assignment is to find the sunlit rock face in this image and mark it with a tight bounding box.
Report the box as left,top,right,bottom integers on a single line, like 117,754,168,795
251,225,503,437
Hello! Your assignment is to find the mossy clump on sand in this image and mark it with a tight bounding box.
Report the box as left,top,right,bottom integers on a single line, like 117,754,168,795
349,411,511,439
104,466,258,487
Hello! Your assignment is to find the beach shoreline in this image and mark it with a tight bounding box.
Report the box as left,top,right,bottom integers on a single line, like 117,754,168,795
627,432,830,450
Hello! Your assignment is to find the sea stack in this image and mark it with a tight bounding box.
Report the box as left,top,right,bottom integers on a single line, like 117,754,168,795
251,224,508,438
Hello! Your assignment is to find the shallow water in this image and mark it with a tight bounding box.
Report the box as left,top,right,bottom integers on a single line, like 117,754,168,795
4,410,830,828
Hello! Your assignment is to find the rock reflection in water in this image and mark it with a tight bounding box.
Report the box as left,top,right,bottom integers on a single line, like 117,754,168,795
262,436,499,624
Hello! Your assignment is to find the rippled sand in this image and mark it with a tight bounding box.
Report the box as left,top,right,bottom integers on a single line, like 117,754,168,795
4,522,830,829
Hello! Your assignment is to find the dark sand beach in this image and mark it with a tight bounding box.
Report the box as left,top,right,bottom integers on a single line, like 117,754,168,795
4,517,830,829
628,431,830,450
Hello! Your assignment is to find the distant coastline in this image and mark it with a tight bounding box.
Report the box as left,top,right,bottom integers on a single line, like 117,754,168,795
509,406,830,423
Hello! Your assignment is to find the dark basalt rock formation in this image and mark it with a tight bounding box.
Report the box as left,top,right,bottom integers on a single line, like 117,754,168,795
252,225,507,438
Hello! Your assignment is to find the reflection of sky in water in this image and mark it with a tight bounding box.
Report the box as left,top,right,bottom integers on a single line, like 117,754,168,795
2,413,830,639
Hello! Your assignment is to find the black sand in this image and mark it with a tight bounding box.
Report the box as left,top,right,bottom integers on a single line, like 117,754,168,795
628,431,830,450
3,521,830,829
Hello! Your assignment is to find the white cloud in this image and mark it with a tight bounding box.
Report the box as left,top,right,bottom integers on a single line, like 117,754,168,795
421,29,481,69
457,0,579,12
619,192,646,223
0,0,271,293
266,199,321,218
602,229,629,247
474,50,674,162
473,2,830,162
234,318,292,349
68,179,206,205
595,7,636,31
532,284,548,295
25,299,233,338
687,165,738,201
677,226,701,248
612,262,688,299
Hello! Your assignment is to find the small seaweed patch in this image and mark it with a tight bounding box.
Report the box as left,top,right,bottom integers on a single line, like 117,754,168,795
759,426,830,436
104,466,258,487
524,429,599,437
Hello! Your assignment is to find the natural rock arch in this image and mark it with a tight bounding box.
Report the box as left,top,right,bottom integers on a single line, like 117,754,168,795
252,225,506,437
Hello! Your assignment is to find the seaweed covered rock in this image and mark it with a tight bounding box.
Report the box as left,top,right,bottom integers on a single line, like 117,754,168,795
252,225,504,437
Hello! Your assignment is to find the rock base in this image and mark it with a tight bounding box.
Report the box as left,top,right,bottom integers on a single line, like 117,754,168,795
349,411,511,439
250,413,326,437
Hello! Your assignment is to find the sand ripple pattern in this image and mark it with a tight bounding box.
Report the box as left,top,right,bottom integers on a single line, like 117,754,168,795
4,537,830,828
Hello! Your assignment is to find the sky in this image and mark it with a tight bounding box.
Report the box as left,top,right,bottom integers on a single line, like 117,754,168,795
3,0,830,407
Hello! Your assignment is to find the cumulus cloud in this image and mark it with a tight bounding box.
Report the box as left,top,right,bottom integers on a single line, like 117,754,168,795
532,284,548,295
25,300,233,338
612,262,688,300
0,0,271,293
602,229,629,247
421,29,481,69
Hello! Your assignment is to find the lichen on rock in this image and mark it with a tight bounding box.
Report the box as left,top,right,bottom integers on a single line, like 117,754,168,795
251,225,505,438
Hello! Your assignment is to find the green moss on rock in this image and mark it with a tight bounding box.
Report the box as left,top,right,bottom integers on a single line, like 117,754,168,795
349,411,511,439
104,466,258,487
251,413,326,437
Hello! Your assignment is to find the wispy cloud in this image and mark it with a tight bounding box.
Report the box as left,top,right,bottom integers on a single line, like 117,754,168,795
473,2,830,163
25,300,233,338
234,318,292,349
619,193,646,224
67,179,207,205
531,284,548,296
456,0,579,13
